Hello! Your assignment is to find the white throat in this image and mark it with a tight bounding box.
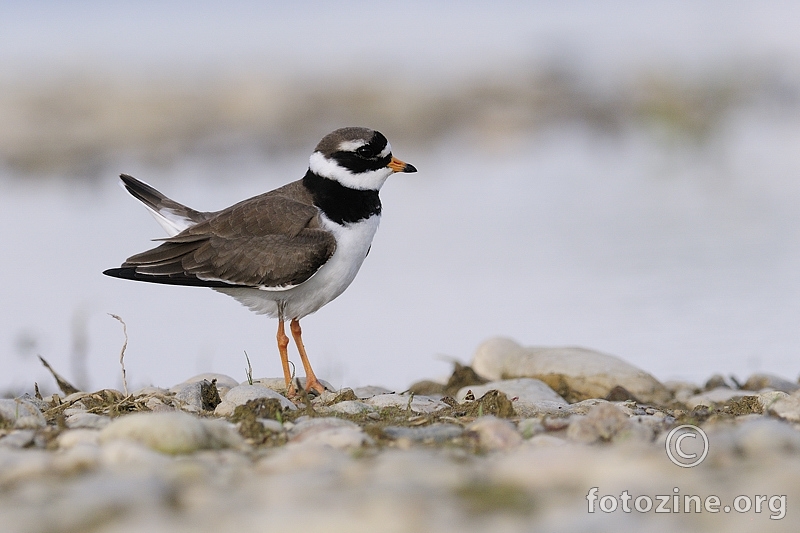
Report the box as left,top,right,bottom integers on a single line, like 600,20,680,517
308,151,393,191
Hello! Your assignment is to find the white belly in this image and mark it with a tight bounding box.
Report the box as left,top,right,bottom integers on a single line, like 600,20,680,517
215,214,380,319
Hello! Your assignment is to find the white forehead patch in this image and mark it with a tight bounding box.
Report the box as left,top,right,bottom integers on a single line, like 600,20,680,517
379,142,392,158
338,140,367,152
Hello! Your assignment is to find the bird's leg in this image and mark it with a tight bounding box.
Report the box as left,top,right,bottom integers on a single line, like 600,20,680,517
290,318,325,395
276,319,297,397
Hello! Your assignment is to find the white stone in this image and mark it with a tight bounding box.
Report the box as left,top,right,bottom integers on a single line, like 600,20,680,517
0,430,36,448
288,418,372,448
466,416,522,450
684,387,754,409
742,373,799,394
99,411,245,454
0,399,46,429
66,412,111,429
768,390,800,422
171,381,205,412
57,429,101,448
248,377,335,394
566,403,630,443
456,378,568,417
181,373,240,393
365,393,447,413
734,418,800,456
353,385,394,398
472,337,671,404
214,384,295,417
318,400,375,415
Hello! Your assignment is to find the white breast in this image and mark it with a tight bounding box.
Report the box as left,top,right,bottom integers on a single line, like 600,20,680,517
215,213,381,319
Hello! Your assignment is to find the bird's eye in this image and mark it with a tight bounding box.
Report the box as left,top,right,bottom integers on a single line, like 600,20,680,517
356,146,372,158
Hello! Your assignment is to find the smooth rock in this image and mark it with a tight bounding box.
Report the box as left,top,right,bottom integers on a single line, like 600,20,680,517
249,377,335,394
365,393,447,413
214,384,295,417
383,423,464,443
517,419,545,439
181,373,240,393
734,418,800,456
566,402,630,443
456,378,568,417
526,434,569,447
288,417,372,448
0,398,46,429
318,400,375,415
472,337,670,404
742,373,800,394
758,390,789,411
767,390,800,422
66,412,111,430
466,416,522,450
57,429,101,449
0,430,36,448
99,411,245,454
353,385,394,398
684,387,753,409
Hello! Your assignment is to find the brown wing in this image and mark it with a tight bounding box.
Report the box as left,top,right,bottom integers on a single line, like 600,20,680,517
105,193,336,289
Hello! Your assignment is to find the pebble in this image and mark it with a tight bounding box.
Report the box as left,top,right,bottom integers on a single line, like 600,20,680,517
472,337,671,403
66,412,111,429
317,400,375,415
466,416,523,450
0,398,46,429
767,390,800,422
456,378,569,416
364,393,447,413
684,387,754,409
742,373,800,394
99,411,245,454
4,343,800,533
383,423,464,443
353,385,395,398
214,384,296,417
0,429,36,448
566,402,630,443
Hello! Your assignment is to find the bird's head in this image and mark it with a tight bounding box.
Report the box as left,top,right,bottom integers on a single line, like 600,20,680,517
309,127,417,191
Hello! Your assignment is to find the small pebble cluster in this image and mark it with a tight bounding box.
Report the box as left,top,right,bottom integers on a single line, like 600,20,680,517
1,337,798,532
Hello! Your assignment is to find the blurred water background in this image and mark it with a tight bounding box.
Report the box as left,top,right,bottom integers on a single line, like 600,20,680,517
1,1,799,394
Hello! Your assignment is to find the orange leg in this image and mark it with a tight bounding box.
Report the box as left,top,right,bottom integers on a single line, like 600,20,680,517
290,318,325,395
276,320,297,397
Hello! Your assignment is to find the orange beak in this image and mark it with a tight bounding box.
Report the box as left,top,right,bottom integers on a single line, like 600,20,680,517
387,156,417,173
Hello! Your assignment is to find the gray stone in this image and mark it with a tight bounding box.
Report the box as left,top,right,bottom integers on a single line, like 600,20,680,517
0,430,36,448
466,416,522,450
684,387,753,409
742,373,800,394
249,377,336,394
0,398,46,429
181,373,240,394
734,418,800,456
352,385,394,398
99,411,245,454
767,390,800,422
318,400,375,415
566,402,630,443
456,378,568,417
66,412,111,429
472,337,670,404
214,384,295,417
383,423,464,443
364,393,447,413
288,417,372,448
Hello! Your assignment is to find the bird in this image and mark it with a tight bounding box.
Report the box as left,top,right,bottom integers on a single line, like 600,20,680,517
104,127,417,397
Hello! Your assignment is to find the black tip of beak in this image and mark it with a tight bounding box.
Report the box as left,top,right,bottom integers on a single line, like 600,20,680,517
403,163,418,173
